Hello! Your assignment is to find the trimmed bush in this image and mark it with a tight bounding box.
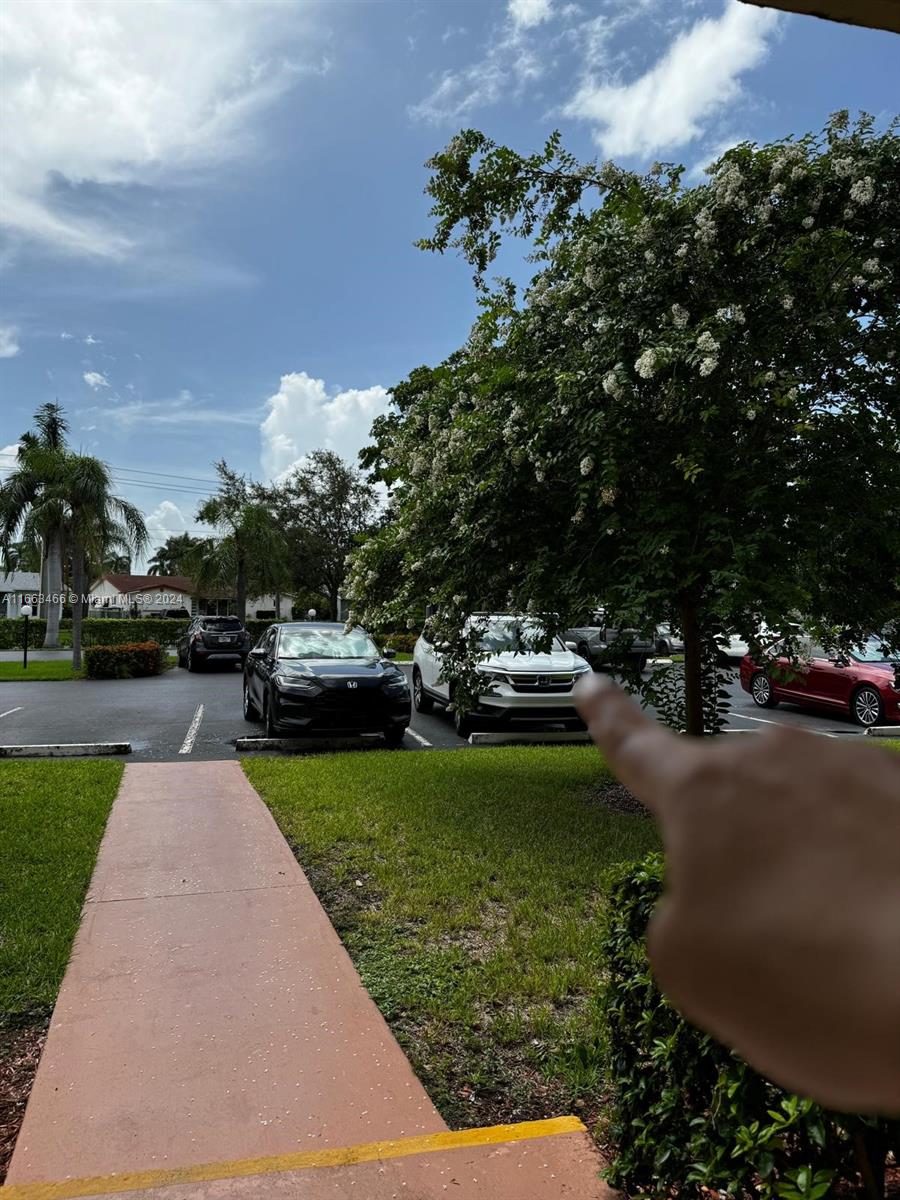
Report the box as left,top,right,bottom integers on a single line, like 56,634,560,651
83,641,166,680
0,618,47,649
600,854,899,1198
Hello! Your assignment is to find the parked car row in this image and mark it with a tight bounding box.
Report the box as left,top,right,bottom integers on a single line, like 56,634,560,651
177,613,900,738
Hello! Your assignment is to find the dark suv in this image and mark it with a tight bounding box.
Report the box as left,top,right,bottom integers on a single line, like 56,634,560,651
176,616,251,671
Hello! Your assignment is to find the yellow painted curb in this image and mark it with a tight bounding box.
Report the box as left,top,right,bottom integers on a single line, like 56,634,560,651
1,1115,586,1200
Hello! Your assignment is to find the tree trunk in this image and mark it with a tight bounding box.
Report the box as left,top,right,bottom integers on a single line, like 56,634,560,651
43,526,63,648
235,554,247,624
72,539,85,672
39,543,48,619
274,590,281,620
680,600,705,737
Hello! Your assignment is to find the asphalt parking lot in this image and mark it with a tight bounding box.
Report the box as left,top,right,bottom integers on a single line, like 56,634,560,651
0,658,872,761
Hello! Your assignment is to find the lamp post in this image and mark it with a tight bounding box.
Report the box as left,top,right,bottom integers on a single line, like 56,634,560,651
20,603,32,670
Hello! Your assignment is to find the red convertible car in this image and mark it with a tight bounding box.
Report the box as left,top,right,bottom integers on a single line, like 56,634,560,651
740,635,900,728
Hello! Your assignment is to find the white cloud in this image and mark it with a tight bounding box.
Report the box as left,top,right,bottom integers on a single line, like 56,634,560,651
260,371,390,480
0,0,324,259
563,1,779,157
83,370,109,389
84,333,99,345
0,325,21,357
88,396,259,429
60,330,74,339
508,0,553,29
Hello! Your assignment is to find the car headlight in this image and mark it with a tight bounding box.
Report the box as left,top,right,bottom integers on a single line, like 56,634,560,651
382,673,410,695
274,674,319,694
477,669,509,684
573,663,591,675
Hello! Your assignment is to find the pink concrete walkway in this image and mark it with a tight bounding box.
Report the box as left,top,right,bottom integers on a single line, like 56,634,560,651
5,760,609,1199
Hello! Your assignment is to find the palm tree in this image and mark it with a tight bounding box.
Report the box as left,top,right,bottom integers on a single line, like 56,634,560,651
1,404,148,657
146,533,199,576
67,455,147,670
194,462,287,622
1,404,70,646
102,552,132,574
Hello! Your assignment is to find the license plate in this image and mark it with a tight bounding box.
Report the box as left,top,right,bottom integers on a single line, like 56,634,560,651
217,635,235,644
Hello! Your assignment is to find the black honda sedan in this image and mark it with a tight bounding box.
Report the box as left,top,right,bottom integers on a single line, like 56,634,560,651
242,622,411,744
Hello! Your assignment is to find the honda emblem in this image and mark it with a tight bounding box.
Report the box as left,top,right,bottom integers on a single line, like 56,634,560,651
537,674,550,687
347,681,358,689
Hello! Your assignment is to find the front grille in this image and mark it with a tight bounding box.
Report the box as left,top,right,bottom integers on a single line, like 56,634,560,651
508,673,575,693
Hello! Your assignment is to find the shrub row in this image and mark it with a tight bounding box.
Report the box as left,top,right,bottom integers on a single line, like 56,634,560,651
373,630,419,654
600,854,899,1198
83,641,167,680
0,617,419,652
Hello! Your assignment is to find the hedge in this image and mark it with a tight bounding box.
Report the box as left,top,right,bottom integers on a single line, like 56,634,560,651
83,641,167,680
600,854,898,1199
0,617,418,652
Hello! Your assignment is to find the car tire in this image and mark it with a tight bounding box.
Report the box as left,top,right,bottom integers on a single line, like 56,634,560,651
177,649,186,668
412,667,434,713
750,671,779,708
264,692,280,738
187,648,201,672
383,725,406,748
452,697,474,739
242,678,259,721
636,655,648,673
851,685,883,728
578,642,593,666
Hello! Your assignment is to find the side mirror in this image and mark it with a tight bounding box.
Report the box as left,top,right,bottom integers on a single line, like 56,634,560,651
249,646,266,658
383,647,396,659
565,640,577,652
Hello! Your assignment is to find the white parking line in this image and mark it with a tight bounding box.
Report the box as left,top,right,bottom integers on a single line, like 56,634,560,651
0,707,23,720
179,704,204,755
730,711,837,736
405,727,432,748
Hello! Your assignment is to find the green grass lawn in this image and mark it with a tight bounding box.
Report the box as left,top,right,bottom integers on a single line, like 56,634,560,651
0,760,123,1021
244,745,659,1130
0,657,178,681
0,661,82,681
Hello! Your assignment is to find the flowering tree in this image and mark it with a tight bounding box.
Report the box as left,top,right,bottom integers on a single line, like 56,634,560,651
350,114,900,735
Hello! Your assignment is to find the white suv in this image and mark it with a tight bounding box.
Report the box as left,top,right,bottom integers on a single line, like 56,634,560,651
412,613,592,738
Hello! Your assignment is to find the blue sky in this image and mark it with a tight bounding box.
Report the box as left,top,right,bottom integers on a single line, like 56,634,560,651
1,0,897,561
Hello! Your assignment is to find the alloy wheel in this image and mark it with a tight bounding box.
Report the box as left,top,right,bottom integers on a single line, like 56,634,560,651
751,674,771,706
854,687,881,727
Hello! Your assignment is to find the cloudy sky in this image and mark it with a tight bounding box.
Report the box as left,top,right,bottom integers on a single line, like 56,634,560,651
1,0,896,559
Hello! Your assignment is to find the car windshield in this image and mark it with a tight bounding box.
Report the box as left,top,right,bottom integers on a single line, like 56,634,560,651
849,637,900,663
277,628,379,660
471,617,565,654
202,618,242,631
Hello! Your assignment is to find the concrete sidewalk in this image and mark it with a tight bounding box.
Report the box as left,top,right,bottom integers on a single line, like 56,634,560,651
4,760,608,1199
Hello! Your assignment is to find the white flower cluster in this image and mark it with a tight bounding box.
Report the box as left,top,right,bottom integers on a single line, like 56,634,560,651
832,156,854,178
675,243,689,259
696,330,719,354
782,295,794,311
699,357,718,377
600,486,617,506
802,216,815,229
715,305,745,324
712,161,746,207
862,258,881,275
602,369,623,398
580,456,594,477
644,249,657,264
671,303,689,329
583,266,602,290
850,176,874,206
694,209,716,245
634,348,659,379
